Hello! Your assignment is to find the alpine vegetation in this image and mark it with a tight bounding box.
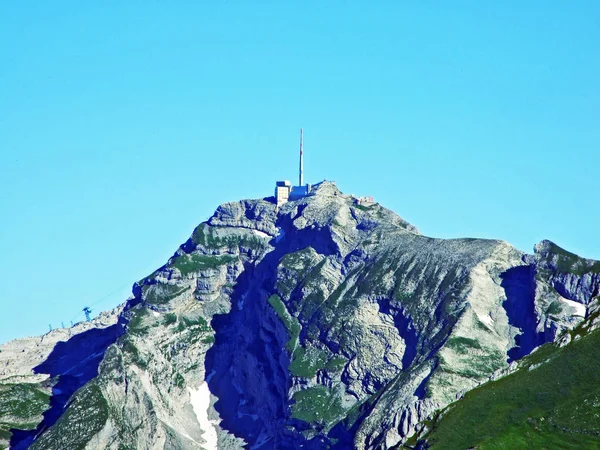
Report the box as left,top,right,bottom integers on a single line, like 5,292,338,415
1,181,598,449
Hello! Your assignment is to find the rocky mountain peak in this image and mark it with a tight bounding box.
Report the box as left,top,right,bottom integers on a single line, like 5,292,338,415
209,181,418,243
534,238,558,255
2,187,599,450
533,239,600,278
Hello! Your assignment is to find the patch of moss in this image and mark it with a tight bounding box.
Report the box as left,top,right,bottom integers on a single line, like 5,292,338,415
298,289,327,322
192,224,219,248
289,346,330,378
173,373,185,389
29,383,108,450
353,203,373,212
291,386,346,427
302,259,328,287
181,315,211,331
280,247,318,271
173,315,213,346
143,284,190,305
170,254,236,276
127,307,149,335
546,301,564,316
223,234,268,252
163,313,177,326
0,384,50,420
192,224,267,252
324,356,348,373
276,248,325,303
120,336,147,370
268,294,301,353
202,335,215,345
445,336,483,354
0,383,50,438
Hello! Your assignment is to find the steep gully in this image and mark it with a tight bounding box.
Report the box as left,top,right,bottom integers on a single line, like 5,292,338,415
205,218,352,449
501,265,545,362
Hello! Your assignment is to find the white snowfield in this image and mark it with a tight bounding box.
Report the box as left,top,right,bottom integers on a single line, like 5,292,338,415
562,298,586,317
251,229,270,239
189,382,219,450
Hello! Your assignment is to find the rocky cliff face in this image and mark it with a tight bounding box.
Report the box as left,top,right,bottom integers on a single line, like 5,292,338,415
2,181,598,450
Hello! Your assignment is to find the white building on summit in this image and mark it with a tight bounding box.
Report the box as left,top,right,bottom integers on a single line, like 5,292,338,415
275,180,292,206
275,128,312,206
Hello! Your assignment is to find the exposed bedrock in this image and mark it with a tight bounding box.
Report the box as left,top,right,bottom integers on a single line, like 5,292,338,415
10,323,125,450
3,182,598,450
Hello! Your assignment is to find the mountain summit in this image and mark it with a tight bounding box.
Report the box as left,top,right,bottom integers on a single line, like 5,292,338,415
1,181,599,449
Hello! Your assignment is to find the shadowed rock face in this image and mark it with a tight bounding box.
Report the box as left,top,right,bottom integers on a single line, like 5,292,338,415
204,252,291,448
501,265,544,362
9,323,125,450
532,240,600,304
2,181,598,450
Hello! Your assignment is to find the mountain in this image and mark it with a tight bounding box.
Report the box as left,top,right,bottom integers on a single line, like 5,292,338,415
1,181,598,450
419,298,600,449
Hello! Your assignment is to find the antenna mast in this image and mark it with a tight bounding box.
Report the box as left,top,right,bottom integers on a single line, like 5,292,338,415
299,128,304,186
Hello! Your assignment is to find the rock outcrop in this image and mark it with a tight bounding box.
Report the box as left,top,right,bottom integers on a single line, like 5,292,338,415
1,181,598,450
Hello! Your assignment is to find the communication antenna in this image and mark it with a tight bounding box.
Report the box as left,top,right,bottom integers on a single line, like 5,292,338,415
83,306,92,322
299,128,304,186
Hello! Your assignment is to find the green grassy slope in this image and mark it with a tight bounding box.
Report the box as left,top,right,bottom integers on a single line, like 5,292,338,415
0,383,50,449
423,318,600,449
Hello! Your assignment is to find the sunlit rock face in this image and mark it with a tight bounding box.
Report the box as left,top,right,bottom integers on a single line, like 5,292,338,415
2,181,598,450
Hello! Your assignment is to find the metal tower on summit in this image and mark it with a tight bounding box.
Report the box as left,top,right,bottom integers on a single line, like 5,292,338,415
274,128,312,206
299,128,304,187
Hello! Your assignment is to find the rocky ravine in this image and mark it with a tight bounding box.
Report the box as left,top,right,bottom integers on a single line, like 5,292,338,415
1,181,598,450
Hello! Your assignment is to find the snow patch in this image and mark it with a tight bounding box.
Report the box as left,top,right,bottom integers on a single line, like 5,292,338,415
561,298,586,317
151,311,160,318
189,382,219,450
477,313,494,328
252,229,270,239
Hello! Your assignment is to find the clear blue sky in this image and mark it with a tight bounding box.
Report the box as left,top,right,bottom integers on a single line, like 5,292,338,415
1,2,599,343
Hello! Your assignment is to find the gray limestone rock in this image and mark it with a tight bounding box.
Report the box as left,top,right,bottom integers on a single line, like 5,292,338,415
2,181,598,450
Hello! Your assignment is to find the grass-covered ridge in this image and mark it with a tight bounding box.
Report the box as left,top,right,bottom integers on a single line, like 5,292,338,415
543,242,600,276
423,321,600,449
